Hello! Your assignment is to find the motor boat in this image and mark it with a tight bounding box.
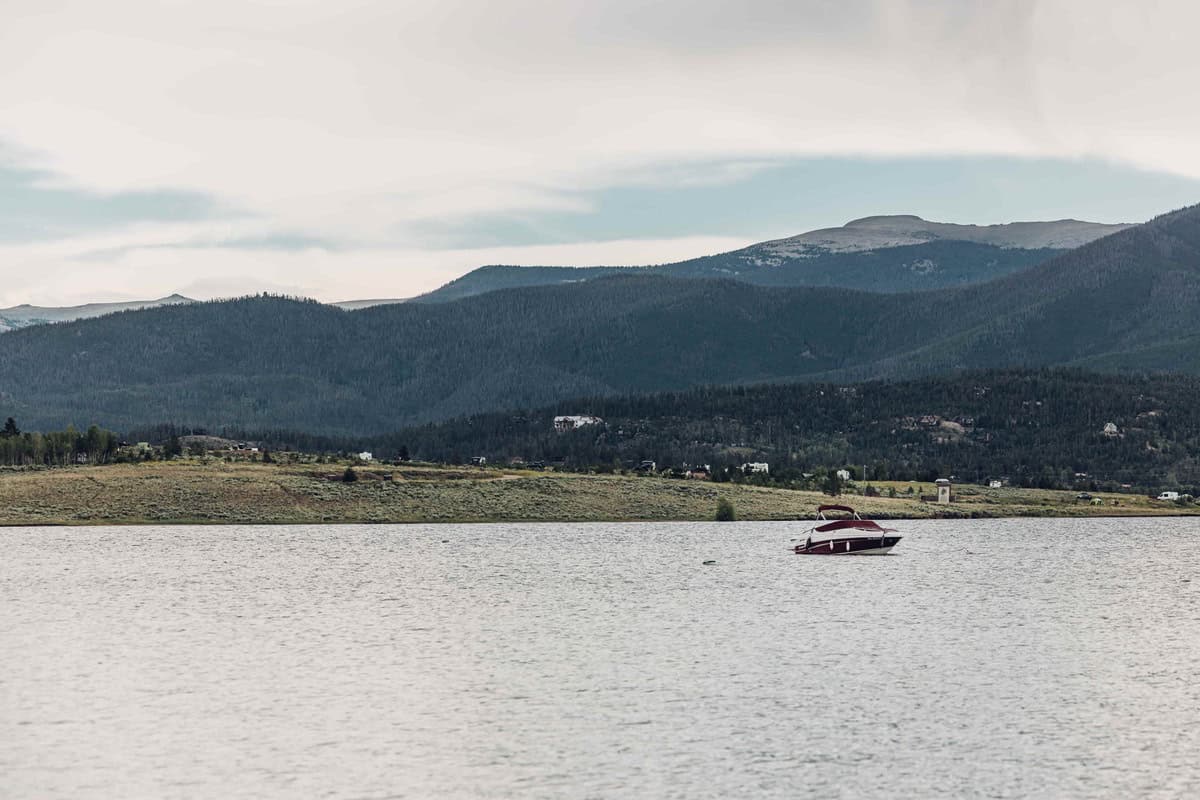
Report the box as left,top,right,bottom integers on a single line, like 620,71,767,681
793,504,901,555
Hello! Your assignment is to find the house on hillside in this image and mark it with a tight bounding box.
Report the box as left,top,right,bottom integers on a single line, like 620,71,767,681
554,415,604,432
835,468,851,481
742,462,770,475
987,479,1003,489
358,451,373,462
470,456,487,467
1103,422,1120,437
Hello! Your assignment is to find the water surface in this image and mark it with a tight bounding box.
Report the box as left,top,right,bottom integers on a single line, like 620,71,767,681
3,519,1199,798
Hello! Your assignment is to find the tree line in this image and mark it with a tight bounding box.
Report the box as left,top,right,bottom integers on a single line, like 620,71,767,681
354,368,1200,493
16,366,1200,496
0,417,120,467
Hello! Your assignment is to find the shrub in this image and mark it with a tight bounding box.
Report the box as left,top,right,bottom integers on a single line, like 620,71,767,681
715,497,735,522
343,466,358,483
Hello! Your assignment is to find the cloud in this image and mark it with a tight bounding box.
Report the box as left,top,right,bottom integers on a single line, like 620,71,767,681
1,0,1198,303
0,161,229,243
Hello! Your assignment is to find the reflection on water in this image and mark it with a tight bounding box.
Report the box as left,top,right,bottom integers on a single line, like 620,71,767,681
3,519,1199,798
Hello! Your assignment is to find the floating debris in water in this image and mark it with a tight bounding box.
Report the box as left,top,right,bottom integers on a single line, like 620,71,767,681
702,560,717,565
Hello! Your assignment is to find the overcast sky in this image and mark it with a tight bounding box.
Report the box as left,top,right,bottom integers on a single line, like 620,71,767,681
3,0,1200,306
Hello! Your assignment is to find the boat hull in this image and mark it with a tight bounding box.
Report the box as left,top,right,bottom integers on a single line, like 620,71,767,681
794,536,902,555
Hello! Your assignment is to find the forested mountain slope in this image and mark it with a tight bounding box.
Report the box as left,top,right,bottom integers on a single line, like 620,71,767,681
839,203,1200,380
0,205,1194,435
376,369,1200,490
417,215,1129,302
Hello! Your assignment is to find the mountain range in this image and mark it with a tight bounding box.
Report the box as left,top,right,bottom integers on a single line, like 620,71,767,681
0,215,1127,333
416,215,1131,301
0,205,1191,436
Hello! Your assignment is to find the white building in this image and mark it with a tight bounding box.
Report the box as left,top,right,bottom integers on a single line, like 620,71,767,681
742,462,770,474
835,469,851,481
1103,422,1119,437
554,415,604,432
358,451,373,462
936,478,952,504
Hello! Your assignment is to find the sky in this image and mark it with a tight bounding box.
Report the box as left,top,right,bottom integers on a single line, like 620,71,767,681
2,0,1200,306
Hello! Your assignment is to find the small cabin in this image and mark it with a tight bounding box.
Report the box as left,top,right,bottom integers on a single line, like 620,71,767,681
935,478,952,504
357,451,373,462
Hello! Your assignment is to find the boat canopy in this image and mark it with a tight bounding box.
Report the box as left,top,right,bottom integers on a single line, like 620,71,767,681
814,519,896,534
817,504,856,515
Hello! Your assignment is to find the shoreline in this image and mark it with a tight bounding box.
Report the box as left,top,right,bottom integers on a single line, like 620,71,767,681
2,461,1197,526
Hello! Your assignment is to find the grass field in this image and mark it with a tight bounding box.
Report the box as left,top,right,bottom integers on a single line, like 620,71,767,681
1,461,1196,526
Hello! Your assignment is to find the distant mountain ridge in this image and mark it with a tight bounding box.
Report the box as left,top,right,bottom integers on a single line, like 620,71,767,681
417,215,1132,302
0,215,1129,330
0,294,407,333
0,294,194,333
756,214,1132,254
0,203,1193,436
329,298,407,311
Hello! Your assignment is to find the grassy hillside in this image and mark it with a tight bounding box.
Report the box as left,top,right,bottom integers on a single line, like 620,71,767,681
0,460,1192,526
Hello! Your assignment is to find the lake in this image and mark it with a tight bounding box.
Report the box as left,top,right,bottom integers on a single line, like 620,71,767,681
3,518,1199,798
